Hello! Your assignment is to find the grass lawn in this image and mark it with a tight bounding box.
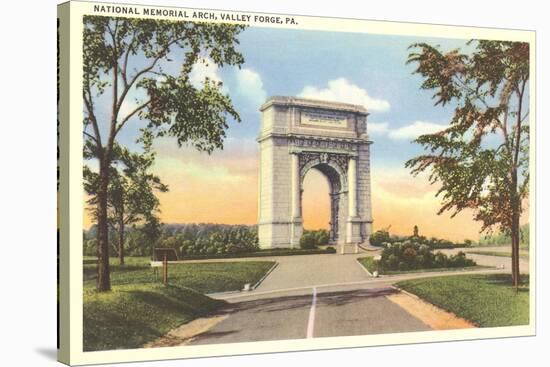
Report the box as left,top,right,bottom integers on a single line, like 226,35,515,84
357,256,485,275
466,250,529,260
83,257,276,294
396,274,529,327
84,284,224,351
83,257,275,351
357,256,378,273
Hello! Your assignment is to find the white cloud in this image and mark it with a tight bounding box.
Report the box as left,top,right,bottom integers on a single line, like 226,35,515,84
368,122,389,134
298,78,390,112
235,68,267,107
388,121,447,140
189,57,222,89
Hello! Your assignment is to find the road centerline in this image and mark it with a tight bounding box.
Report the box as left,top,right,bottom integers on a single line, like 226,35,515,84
306,287,317,338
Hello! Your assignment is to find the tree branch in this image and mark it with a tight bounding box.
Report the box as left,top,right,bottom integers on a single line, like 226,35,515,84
453,75,490,109
513,79,527,168
520,109,529,123
114,37,182,123
121,29,138,89
115,100,152,136
83,87,103,148
83,130,98,143
106,19,120,158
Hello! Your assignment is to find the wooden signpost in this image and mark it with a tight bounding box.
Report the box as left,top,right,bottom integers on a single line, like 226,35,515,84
162,254,168,285
152,248,178,285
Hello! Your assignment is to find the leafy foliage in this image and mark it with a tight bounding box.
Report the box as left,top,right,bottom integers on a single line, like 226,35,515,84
369,229,391,247
84,223,259,257
82,15,246,290
299,229,330,249
83,15,245,154
406,41,529,286
478,223,530,248
369,228,470,250
406,41,529,232
377,241,475,272
84,133,168,264
160,224,259,256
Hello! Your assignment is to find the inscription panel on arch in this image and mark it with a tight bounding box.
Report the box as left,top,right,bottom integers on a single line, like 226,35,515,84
300,108,348,128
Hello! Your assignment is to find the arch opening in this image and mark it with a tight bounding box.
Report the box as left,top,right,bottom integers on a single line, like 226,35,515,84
300,162,345,244
301,168,330,231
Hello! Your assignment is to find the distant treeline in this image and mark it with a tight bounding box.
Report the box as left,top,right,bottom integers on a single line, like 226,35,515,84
84,223,259,258
478,223,530,247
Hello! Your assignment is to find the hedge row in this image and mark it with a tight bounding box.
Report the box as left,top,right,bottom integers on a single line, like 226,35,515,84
177,246,337,260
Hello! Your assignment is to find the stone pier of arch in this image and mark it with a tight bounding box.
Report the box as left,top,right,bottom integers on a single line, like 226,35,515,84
257,96,373,252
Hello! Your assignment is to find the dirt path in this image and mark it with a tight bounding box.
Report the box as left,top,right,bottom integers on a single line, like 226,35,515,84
144,315,228,348
387,289,475,330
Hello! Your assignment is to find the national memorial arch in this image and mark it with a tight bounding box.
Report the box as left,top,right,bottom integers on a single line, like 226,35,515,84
257,97,373,252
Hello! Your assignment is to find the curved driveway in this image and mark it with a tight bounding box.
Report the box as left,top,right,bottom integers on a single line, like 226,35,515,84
254,252,372,292
187,250,519,346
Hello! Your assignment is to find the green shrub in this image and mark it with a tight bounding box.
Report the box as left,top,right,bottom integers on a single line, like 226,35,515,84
387,254,399,268
378,240,476,272
314,230,330,246
84,223,261,258
403,247,417,259
300,232,318,249
366,228,465,250
434,252,448,267
83,238,97,257
158,225,259,257
369,230,390,247
299,229,330,249
178,247,336,259
448,251,476,267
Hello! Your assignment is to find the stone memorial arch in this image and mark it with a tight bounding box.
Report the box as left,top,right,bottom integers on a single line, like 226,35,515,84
257,97,373,251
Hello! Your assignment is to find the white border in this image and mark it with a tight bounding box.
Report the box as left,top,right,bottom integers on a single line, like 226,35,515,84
59,1,536,365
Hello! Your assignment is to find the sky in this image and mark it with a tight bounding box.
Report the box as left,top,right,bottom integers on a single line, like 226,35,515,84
84,24,527,242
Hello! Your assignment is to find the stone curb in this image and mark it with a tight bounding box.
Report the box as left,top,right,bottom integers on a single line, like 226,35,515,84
251,262,279,290
389,285,421,300
355,257,373,277
206,262,279,297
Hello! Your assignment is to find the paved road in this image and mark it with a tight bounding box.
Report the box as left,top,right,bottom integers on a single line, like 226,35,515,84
190,286,430,345
183,249,527,345
254,252,372,292
439,246,530,274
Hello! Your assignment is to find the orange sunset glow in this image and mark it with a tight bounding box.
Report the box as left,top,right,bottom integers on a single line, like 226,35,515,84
80,137,528,243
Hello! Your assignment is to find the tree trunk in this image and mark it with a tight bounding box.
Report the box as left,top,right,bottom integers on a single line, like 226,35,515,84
510,170,521,290
512,210,520,290
118,213,125,266
511,220,519,289
510,80,525,291
96,157,111,292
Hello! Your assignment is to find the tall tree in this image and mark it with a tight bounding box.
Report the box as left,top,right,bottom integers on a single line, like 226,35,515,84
99,132,168,265
83,138,166,265
83,16,245,291
405,41,529,288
